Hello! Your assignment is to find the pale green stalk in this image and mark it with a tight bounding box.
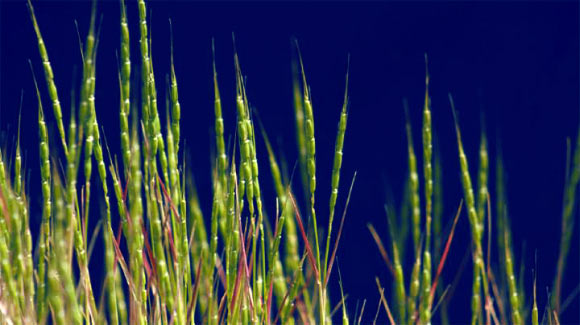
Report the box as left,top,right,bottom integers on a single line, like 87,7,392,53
422,59,433,252
46,260,64,325
504,230,521,324
261,118,299,276
34,74,51,322
137,0,158,163
212,42,229,241
291,57,308,202
476,131,489,325
296,47,324,323
299,56,317,200
80,86,101,323
246,82,268,321
237,55,269,311
79,0,97,240
78,0,97,128
336,265,349,325
263,191,288,319
0,204,18,320
167,55,190,316
62,102,84,324
261,127,292,309
420,60,433,324
6,153,24,317
119,0,131,171
58,142,83,325
161,124,186,325
323,63,349,285
93,103,123,323
225,162,239,318
138,0,172,311
233,57,262,317
235,59,254,216
420,246,432,324
26,0,67,155
208,177,220,324
16,110,35,319
392,240,406,323
148,47,169,185
188,179,211,318
404,100,421,254
109,158,145,325
48,173,66,325
284,192,299,275
263,199,288,316
477,130,488,227
148,177,173,310
170,27,181,158
449,95,490,325
77,8,102,319
166,117,188,309
553,126,580,313
129,117,147,322
471,256,482,325
408,247,422,324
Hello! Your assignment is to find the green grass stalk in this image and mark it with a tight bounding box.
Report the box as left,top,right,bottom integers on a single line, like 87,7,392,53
26,0,68,155
420,57,433,324
323,60,349,286
403,100,421,254
449,94,490,325
553,127,580,313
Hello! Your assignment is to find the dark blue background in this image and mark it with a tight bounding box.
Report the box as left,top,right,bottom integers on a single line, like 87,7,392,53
1,0,579,323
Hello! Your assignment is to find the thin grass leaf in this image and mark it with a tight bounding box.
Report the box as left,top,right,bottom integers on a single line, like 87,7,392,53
375,277,395,325
430,200,462,306
323,56,350,286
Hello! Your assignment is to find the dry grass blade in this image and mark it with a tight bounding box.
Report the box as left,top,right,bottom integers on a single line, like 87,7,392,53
488,268,508,324
328,292,349,319
325,171,357,287
288,192,319,280
357,299,367,325
429,200,462,306
375,277,395,325
367,224,395,276
431,285,450,316
187,254,204,324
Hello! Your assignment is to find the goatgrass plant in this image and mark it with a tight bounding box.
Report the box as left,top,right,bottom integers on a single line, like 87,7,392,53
0,0,578,324
1,0,353,323
368,60,579,324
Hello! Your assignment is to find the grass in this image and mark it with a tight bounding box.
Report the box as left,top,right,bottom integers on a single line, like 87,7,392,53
0,0,578,324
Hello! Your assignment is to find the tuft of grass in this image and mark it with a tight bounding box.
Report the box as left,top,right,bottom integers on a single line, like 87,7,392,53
367,72,578,325
1,1,358,323
0,1,577,324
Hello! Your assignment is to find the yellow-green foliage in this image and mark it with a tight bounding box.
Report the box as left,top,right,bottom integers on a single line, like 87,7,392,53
0,1,577,325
